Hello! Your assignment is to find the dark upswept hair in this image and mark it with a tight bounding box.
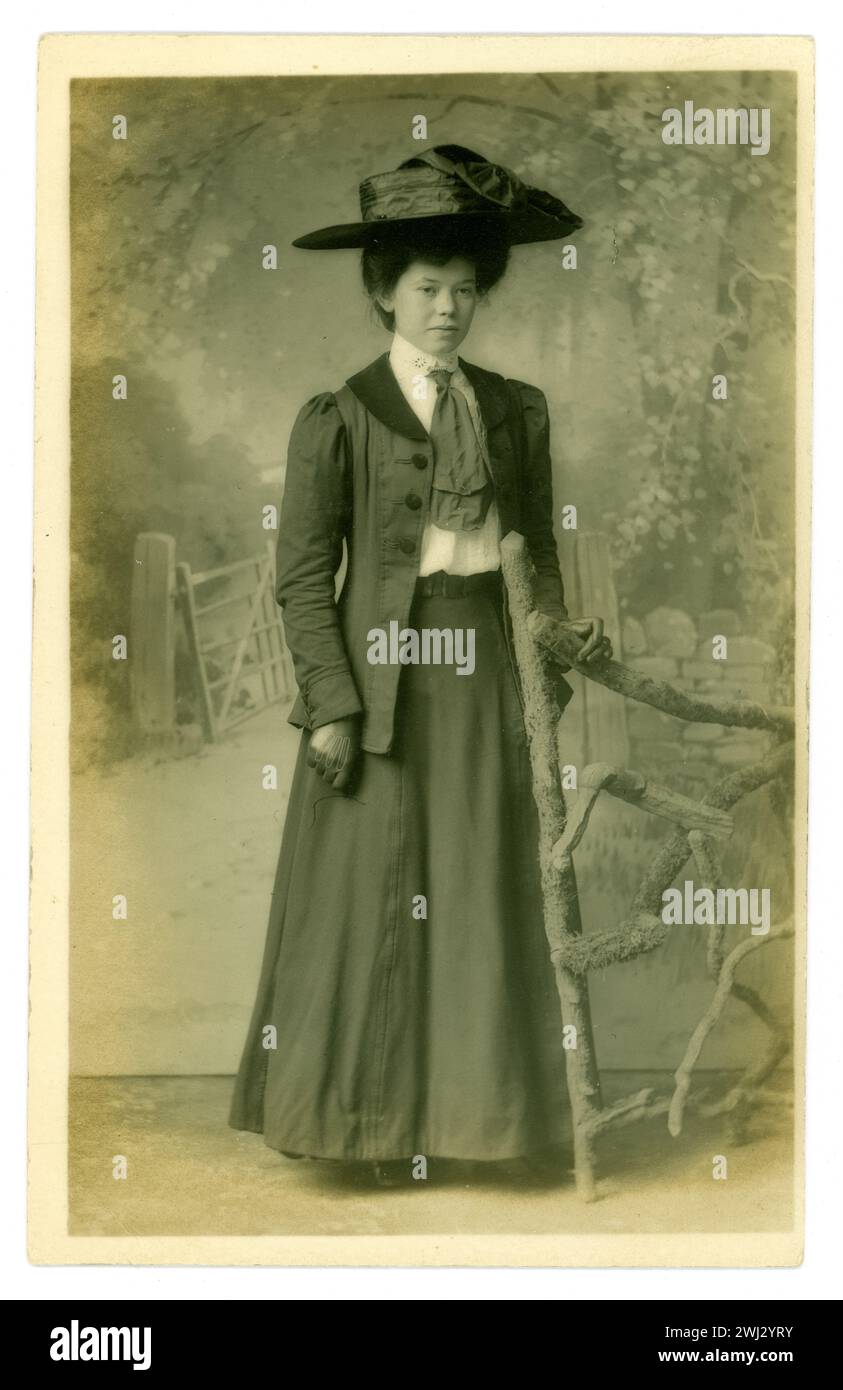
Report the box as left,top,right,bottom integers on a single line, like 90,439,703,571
361,218,511,331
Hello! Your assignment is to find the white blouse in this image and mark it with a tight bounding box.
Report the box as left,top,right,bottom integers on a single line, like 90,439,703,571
388,332,502,577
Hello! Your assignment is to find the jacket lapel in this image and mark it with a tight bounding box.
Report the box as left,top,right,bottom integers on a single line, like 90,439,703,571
345,353,428,441
457,356,509,433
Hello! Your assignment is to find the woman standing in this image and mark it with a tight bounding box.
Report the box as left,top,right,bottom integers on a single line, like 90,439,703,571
228,145,611,1185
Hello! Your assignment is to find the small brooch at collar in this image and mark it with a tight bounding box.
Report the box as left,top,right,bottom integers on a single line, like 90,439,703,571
408,349,459,374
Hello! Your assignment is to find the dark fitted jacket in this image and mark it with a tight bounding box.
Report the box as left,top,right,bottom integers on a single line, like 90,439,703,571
276,351,574,755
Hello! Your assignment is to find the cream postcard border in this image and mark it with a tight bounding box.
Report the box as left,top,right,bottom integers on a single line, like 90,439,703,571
30,32,813,1267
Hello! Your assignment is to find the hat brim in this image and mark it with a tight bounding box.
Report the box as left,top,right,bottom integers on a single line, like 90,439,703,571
291,207,583,251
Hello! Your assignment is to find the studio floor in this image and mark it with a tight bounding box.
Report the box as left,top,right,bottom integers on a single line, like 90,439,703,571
68,1072,795,1238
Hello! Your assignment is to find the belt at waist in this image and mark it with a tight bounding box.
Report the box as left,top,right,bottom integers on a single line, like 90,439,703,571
414,569,503,598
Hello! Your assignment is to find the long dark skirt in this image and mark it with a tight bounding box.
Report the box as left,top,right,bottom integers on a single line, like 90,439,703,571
228,578,572,1161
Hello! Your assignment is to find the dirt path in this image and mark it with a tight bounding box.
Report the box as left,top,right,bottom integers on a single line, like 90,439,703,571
71,704,301,1075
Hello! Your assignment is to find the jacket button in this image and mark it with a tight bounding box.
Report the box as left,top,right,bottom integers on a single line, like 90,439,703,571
405,492,422,510
398,538,415,555
411,453,427,469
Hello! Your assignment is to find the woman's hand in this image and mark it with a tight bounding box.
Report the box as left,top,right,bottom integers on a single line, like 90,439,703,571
307,716,361,792
553,617,613,670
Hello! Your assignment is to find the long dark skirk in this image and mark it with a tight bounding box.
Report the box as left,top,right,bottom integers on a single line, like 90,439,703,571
228,575,572,1161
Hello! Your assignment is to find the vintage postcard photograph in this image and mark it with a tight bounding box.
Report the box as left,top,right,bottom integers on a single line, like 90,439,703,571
30,33,812,1266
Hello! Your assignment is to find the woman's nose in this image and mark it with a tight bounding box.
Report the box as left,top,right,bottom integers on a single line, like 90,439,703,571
436,290,457,316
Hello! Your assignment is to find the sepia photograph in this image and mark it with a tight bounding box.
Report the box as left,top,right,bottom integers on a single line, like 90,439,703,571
30,33,812,1267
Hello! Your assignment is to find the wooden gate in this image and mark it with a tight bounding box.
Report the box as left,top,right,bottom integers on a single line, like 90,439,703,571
176,540,294,741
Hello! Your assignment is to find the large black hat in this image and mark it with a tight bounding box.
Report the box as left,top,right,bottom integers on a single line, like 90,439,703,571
292,143,583,250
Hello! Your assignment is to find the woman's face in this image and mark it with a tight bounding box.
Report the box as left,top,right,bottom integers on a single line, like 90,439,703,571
378,255,478,355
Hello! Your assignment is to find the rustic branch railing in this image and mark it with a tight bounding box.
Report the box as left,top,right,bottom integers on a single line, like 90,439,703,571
500,532,795,1202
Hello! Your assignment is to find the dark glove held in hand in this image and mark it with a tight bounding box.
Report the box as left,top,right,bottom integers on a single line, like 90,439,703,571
307,716,361,792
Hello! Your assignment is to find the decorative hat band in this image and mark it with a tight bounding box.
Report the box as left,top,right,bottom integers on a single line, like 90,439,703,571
359,149,575,227
360,166,503,222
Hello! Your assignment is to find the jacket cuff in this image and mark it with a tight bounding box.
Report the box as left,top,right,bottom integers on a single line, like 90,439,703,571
536,598,570,624
534,605,574,674
299,669,363,729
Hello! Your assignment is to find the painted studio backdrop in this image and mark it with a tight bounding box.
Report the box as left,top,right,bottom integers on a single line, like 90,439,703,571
69,73,796,1092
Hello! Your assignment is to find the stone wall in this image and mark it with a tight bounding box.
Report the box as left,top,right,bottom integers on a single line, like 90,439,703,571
621,605,779,794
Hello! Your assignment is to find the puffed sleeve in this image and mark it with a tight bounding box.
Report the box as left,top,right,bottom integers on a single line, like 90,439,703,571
275,392,363,730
